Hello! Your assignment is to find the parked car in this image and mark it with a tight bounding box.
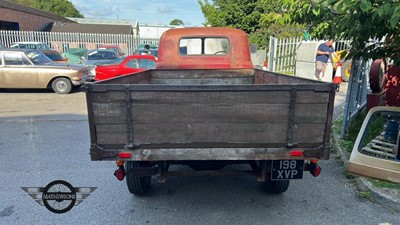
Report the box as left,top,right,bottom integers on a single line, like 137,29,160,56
62,48,119,65
41,49,66,63
95,54,157,81
87,49,119,65
62,48,87,64
0,49,93,94
10,42,51,50
98,45,124,57
135,44,158,58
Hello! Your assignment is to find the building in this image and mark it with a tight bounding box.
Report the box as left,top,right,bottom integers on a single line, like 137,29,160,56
0,1,73,31
139,24,183,38
67,17,139,36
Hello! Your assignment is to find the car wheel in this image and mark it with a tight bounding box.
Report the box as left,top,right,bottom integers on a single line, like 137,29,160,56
52,78,72,94
369,59,386,93
263,179,290,194
341,60,352,82
126,161,152,196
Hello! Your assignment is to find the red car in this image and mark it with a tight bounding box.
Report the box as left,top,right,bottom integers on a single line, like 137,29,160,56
95,54,157,81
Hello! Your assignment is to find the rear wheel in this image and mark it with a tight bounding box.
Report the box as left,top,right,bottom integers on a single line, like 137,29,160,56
126,161,152,196
52,77,72,94
263,179,290,194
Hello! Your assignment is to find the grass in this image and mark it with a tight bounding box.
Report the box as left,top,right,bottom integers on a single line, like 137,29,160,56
357,190,373,201
371,180,400,190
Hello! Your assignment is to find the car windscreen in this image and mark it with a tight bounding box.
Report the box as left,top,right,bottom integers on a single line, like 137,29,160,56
25,51,53,65
44,52,64,61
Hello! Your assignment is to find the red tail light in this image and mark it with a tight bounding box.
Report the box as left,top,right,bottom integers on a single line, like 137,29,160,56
290,150,303,157
118,152,131,159
114,166,125,181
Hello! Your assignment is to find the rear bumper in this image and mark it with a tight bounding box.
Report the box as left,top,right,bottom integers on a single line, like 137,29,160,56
89,146,330,161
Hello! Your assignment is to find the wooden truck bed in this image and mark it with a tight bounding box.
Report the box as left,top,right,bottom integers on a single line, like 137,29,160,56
84,69,336,161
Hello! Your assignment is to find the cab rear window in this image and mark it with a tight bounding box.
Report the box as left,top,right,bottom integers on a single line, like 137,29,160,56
179,37,230,55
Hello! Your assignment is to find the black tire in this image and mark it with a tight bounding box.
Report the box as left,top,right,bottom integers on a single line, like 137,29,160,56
341,60,352,82
126,161,152,196
51,77,72,94
263,179,290,194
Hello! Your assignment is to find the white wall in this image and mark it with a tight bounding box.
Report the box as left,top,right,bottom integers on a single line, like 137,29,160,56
295,41,333,82
139,25,182,38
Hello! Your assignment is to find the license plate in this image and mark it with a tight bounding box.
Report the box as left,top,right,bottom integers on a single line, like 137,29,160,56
271,160,304,180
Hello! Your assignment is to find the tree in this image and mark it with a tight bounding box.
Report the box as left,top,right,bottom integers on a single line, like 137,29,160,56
170,19,184,26
10,0,83,18
260,0,400,65
198,0,304,48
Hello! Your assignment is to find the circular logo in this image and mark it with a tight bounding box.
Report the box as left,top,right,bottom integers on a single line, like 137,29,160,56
42,180,76,214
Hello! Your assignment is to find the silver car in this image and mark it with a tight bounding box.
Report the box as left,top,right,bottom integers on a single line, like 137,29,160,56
0,49,94,94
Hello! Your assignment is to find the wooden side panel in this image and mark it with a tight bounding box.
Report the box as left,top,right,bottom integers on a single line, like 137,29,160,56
91,89,331,146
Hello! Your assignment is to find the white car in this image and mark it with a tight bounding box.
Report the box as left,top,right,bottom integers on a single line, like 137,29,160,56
10,42,51,50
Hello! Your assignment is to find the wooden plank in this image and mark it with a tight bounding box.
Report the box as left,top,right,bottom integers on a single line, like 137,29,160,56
132,103,289,123
294,103,327,123
133,122,288,144
151,78,254,85
130,91,292,104
293,123,326,144
96,124,127,145
130,148,297,161
92,103,127,123
151,69,255,78
295,91,330,103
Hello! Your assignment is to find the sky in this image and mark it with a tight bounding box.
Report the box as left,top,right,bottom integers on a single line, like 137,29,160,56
69,0,206,26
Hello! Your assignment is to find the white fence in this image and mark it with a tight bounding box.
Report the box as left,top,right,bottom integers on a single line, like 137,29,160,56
268,36,302,74
268,36,350,74
0,30,159,55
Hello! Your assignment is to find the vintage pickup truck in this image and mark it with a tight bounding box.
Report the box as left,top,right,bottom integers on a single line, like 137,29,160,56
84,27,336,196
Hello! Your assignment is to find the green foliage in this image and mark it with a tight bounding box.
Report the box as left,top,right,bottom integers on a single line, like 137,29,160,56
198,0,400,64
260,0,400,65
357,190,373,201
199,0,264,33
10,0,83,18
372,180,400,190
170,19,184,26
198,0,304,49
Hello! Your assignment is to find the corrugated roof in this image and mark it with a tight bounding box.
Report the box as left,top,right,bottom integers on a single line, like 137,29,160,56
67,17,138,27
49,22,133,35
0,1,73,22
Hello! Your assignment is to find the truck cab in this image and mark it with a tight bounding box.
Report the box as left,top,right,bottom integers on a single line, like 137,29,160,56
156,27,253,69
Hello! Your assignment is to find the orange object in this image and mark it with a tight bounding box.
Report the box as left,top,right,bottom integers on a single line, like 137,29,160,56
333,62,342,84
116,160,125,166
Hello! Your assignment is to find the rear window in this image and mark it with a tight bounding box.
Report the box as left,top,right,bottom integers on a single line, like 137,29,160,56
179,37,230,55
